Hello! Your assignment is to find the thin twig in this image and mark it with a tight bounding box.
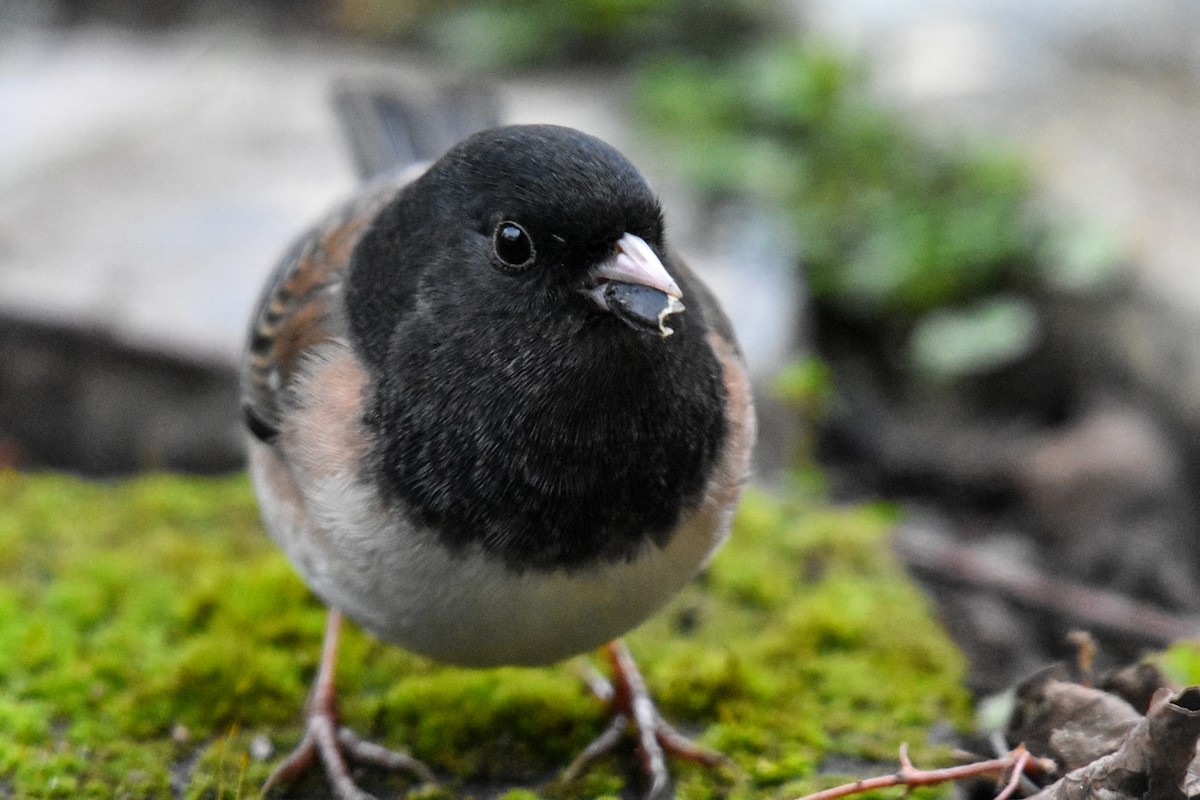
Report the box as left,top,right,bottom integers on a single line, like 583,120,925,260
895,525,1200,644
989,731,1042,796
792,744,1038,800
994,748,1031,800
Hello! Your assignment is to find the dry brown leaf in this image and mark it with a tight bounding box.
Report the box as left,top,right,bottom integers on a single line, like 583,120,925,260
1008,665,1144,775
1027,688,1200,800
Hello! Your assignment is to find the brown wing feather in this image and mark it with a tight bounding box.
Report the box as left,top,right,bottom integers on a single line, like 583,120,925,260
241,178,408,440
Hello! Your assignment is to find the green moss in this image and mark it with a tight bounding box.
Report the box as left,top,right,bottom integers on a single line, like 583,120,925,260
0,473,966,798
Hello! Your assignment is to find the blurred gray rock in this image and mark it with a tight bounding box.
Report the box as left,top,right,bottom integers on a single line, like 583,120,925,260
0,27,362,471
0,28,366,366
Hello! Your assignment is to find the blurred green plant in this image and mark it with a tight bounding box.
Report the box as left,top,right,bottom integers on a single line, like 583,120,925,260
336,0,778,68
635,43,1046,328
772,357,835,473
772,357,833,417
908,295,1041,379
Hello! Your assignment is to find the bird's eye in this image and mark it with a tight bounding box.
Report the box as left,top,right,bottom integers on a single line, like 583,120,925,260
492,221,536,272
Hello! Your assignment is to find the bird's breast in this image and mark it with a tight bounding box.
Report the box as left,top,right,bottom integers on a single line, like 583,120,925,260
368,323,729,571
248,329,754,666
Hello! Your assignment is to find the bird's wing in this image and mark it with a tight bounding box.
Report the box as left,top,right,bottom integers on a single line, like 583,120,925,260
243,81,500,443
240,181,404,443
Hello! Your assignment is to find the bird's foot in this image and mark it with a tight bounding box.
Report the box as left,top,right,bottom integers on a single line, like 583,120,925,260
263,714,434,800
564,640,728,799
263,611,434,800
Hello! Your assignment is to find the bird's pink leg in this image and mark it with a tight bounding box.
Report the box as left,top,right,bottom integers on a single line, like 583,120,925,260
263,611,434,800
564,639,727,799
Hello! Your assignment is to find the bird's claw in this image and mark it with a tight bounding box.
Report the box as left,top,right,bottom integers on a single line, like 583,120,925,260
563,640,728,800
263,713,434,800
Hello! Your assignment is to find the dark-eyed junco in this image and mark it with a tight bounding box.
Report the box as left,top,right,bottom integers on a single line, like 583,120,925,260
242,120,755,799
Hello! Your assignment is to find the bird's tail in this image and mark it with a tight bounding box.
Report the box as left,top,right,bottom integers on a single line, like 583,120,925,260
331,78,500,182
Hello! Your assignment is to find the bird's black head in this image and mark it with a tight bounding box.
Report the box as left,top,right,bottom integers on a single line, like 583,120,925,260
347,125,686,368
346,124,727,571
441,124,665,274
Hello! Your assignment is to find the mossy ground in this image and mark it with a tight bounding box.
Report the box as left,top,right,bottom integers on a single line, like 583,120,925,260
0,471,967,799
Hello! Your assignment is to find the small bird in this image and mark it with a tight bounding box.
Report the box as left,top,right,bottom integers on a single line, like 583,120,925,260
241,113,755,799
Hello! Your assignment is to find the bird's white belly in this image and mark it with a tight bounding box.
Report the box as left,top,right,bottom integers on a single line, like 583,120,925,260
355,517,723,666
249,441,731,667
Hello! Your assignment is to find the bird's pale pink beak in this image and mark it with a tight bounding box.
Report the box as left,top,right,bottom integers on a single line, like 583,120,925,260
584,233,685,338
585,232,682,310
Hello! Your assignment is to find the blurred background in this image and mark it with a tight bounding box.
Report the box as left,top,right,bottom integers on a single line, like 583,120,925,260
4,0,1200,692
